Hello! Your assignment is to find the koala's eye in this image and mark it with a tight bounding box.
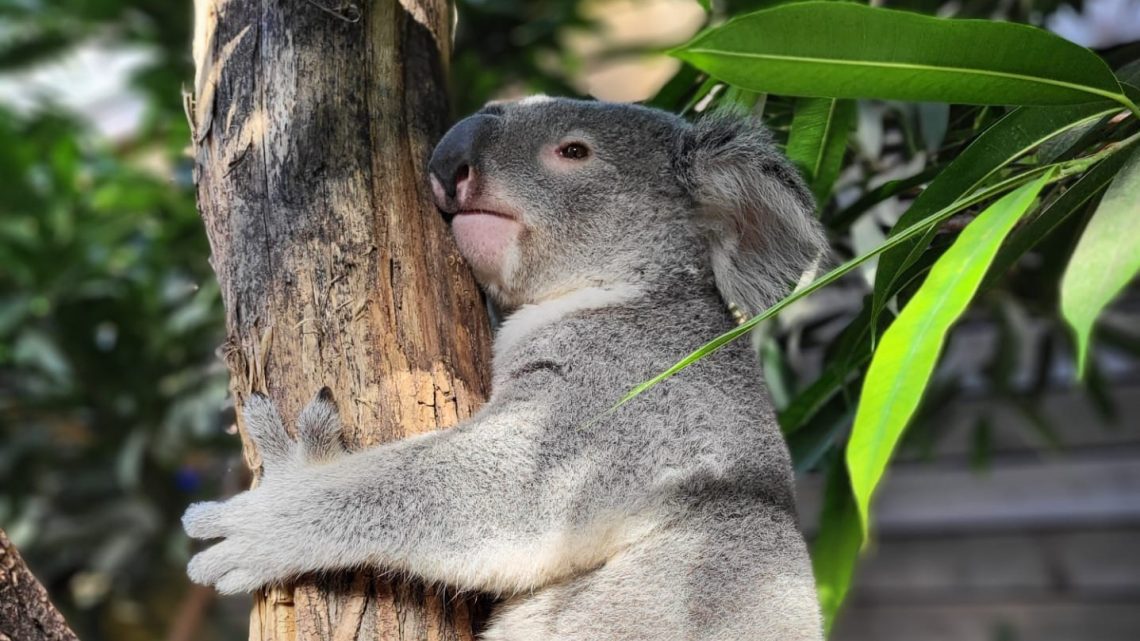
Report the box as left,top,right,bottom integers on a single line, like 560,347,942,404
557,142,590,160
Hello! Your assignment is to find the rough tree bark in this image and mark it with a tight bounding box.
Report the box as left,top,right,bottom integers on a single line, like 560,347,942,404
189,1,493,640
0,528,79,641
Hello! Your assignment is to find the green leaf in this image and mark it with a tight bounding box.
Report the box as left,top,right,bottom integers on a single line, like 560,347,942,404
846,171,1053,536
786,97,856,206
647,64,703,111
871,102,1118,330
781,257,941,436
917,102,950,152
1060,146,1140,378
781,360,862,436
719,85,764,115
811,451,863,633
671,2,1134,112
787,397,852,473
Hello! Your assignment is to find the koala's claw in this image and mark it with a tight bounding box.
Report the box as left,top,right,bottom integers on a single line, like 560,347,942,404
296,388,346,462
243,394,293,474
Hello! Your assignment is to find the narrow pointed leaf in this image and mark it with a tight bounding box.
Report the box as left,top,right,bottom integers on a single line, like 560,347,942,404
672,2,1132,110
871,102,1118,329
786,97,856,205
917,102,950,152
812,453,863,633
846,172,1053,536
647,64,702,110
781,360,862,436
1061,147,1140,377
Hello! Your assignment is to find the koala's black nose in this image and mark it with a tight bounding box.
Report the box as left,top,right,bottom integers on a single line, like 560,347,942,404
429,114,496,200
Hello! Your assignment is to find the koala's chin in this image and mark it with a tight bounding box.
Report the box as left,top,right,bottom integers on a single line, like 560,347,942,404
450,211,520,290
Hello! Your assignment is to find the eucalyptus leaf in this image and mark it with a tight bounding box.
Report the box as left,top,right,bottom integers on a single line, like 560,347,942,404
781,297,879,435
846,172,1053,535
647,64,703,111
671,2,1134,111
811,452,863,633
917,102,950,152
720,85,764,115
781,256,939,436
788,396,853,473
786,97,856,206
1060,146,1140,377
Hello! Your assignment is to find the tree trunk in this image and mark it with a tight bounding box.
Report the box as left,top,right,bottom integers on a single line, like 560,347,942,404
0,528,80,641
188,1,493,640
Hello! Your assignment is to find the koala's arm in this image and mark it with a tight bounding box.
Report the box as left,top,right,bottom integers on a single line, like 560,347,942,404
183,390,629,595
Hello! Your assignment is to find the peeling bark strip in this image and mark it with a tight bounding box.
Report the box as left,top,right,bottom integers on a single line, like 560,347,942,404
0,528,80,641
190,1,493,640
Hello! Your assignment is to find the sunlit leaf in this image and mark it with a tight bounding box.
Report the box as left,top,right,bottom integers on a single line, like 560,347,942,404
846,172,1053,535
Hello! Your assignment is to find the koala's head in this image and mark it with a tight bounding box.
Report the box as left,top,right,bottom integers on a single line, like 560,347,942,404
429,96,825,315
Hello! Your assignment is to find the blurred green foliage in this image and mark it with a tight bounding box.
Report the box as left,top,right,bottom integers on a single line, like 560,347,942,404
0,105,233,638
0,1,234,638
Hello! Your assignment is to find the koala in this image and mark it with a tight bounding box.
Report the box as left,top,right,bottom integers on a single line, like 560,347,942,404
183,96,827,641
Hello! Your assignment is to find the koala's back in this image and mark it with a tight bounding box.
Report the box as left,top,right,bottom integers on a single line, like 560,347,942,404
484,291,822,640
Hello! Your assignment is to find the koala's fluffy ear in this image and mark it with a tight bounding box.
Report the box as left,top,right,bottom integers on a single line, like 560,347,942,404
677,115,828,316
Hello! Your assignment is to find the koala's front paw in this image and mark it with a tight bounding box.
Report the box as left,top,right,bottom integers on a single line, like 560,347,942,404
182,497,278,594
182,388,347,594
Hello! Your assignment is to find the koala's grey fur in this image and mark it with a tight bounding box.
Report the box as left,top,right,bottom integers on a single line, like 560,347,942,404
184,97,826,640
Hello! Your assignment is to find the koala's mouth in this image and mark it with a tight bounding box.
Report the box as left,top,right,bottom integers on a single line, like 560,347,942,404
454,209,517,222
